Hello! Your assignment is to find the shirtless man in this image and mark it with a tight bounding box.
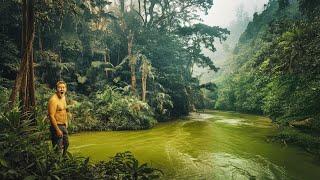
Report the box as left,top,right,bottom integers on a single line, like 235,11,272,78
48,81,69,156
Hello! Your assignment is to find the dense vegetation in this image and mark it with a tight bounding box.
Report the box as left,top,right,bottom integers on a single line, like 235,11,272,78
0,0,229,130
0,0,229,179
1,0,319,178
213,0,320,154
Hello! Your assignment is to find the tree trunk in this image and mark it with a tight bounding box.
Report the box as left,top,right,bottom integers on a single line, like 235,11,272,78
147,1,156,27
131,64,136,92
107,50,113,78
120,0,125,13
10,0,27,108
28,47,35,109
142,70,147,102
138,0,141,14
141,58,150,102
128,31,136,92
24,0,35,113
104,49,107,64
20,58,28,112
9,0,36,118
144,0,147,26
107,50,111,63
104,49,108,78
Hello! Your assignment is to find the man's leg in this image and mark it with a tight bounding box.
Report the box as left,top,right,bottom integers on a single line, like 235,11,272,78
50,125,63,154
60,125,69,157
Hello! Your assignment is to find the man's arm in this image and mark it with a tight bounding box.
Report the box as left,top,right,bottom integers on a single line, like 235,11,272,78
48,98,63,137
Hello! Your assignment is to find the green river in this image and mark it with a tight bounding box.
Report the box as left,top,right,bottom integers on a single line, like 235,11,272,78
69,110,320,179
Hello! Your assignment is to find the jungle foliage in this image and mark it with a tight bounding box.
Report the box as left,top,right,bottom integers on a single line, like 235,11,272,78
0,0,228,126
0,0,229,178
214,0,320,152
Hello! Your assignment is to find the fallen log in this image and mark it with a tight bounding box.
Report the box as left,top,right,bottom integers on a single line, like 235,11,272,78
289,118,312,127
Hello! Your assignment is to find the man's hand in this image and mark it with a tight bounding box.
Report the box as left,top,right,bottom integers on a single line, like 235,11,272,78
57,129,63,138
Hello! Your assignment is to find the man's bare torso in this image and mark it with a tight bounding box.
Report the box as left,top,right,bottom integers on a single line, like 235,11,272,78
49,94,67,124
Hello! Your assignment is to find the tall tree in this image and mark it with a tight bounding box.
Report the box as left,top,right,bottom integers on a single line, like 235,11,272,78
9,0,36,115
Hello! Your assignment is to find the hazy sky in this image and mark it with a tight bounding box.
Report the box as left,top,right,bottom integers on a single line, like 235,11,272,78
202,0,269,27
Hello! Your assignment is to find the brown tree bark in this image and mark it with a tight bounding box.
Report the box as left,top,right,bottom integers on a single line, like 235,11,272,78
9,0,36,117
28,47,36,109
104,49,107,64
10,0,28,108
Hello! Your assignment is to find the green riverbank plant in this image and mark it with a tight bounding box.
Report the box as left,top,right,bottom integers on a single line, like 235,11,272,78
92,151,163,179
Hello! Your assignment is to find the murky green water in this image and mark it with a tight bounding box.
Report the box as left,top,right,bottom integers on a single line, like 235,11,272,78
69,110,320,179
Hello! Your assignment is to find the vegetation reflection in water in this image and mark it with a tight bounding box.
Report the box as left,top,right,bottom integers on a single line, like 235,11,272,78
69,111,320,179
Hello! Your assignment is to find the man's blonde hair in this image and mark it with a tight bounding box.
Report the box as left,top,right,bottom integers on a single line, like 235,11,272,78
56,81,67,89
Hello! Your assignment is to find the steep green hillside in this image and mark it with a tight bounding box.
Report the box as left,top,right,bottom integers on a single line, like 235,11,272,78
215,0,320,153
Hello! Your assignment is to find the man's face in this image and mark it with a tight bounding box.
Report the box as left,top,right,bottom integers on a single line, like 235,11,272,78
56,84,67,98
